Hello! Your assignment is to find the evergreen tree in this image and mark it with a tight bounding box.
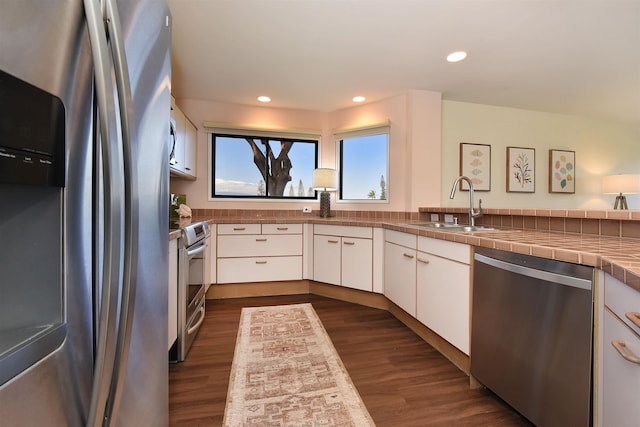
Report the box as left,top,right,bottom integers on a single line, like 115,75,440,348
380,175,387,200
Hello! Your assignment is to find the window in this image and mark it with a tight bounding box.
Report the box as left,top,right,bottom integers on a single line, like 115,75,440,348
338,126,389,202
211,133,318,199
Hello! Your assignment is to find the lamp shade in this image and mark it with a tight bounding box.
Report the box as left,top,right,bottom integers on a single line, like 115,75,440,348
602,174,640,194
312,168,337,190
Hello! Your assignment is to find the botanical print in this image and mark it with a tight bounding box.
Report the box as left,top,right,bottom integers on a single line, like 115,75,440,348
507,147,535,192
460,143,491,191
549,149,575,193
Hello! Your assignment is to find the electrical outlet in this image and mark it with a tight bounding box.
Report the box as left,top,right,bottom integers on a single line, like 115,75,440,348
302,207,312,213
444,214,454,223
430,213,439,222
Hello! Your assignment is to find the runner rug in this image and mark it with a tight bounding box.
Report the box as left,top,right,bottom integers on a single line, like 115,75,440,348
223,303,376,426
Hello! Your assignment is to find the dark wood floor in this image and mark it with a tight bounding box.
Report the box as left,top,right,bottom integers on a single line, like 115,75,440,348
169,294,532,426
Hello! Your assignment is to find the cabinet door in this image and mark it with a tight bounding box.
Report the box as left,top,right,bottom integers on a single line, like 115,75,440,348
416,252,470,354
602,309,640,427
314,235,341,285
168,238,178,350
384,242,416,316
342,237,372,291
183,118,197,177
169,103,186,174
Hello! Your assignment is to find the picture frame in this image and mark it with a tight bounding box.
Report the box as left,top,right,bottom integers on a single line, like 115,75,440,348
506,146,535,193
549,149,575,193
459,142,491,191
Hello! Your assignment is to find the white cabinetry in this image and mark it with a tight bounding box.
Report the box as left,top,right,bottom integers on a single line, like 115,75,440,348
384,230,417,316
601,273,640,427
217,224,302,283
183,118,197,177
170,96,197,180
313,225,374,292
416,236,471,354
168,238,178,350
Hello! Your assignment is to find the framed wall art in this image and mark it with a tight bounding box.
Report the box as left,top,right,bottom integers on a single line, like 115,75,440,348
459,142,491,191
506,146,535,193
549,149,575,193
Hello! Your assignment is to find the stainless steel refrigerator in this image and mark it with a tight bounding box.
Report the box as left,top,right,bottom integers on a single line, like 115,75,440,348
0,0,170,425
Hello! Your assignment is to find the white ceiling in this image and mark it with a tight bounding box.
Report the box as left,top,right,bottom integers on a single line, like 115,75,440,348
168,0,640,126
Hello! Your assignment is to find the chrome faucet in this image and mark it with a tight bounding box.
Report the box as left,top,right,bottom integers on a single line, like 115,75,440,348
450,176,483,227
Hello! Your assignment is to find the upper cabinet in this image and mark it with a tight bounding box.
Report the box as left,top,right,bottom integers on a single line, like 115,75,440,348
170,96,197,180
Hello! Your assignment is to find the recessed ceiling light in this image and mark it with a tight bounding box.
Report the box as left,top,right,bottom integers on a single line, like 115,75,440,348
446,51,467,62
352,96,366,103
257,95,271,103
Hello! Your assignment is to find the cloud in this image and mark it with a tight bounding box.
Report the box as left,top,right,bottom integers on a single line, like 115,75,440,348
215,178,259,195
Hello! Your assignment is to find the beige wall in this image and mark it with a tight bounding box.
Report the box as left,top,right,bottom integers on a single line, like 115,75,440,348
170,94,638,212
170,90,442,212
441,100,640,210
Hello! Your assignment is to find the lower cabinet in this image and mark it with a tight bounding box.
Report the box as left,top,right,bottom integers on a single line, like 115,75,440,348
384,230,417,316
416,236,471,355
168,238,178,350
601,273,640,427
216,223,303,284
383,230,471,354
313,225,374,292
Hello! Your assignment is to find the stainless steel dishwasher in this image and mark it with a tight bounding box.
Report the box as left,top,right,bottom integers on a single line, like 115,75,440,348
471,247,594,427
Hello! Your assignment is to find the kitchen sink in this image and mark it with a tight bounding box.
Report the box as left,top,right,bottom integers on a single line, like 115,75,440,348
407,223,495,232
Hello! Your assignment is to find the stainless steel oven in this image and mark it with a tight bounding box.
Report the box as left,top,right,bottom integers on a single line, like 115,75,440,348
173,221,210,362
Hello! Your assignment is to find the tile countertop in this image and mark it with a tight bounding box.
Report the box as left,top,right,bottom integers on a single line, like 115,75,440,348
171,215,640,293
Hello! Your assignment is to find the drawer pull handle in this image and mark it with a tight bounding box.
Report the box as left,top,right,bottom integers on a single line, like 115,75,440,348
417,258,430,264
255,261,267,265
233,227,246,231
343,241,355,246
403,253,414,259
328,240,339,244
277,227,288,231
256,238,267,242
626,312,640,329
611,340,640,365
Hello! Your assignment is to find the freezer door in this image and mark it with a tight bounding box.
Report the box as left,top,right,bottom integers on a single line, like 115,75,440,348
0,1,95,425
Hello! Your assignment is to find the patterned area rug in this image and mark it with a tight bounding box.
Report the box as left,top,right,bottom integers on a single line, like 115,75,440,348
223,303,376,426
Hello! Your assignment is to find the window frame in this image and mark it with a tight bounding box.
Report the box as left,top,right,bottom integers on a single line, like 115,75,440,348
207,126,320,201
336,124,390,204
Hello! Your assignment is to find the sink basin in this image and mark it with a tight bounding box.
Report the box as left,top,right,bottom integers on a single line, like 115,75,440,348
411,222,461,228
455,225,495,232
407,223,495,232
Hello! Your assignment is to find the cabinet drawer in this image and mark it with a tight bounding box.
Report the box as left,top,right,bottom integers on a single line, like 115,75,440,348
262,223,302,234
385,229,417,248
418,236,470,265
218,234,302,257
217,256,302,283
605,274,640,336
314,224,372,239
217,224,261,235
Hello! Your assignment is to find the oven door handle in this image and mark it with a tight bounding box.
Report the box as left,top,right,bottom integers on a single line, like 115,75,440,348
186,240,207,258
187,306,206,335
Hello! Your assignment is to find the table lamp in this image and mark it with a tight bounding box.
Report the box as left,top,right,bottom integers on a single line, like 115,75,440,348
602,174,640,209
313,168,337,218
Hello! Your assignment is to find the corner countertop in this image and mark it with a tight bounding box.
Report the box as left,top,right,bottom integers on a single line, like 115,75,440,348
170,215,640,292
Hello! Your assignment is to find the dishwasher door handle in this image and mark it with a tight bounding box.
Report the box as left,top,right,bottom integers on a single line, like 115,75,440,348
474,253,592,290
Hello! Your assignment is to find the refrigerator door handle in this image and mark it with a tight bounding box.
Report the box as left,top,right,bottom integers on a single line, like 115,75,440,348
83,0,126,426
102,0,140,423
